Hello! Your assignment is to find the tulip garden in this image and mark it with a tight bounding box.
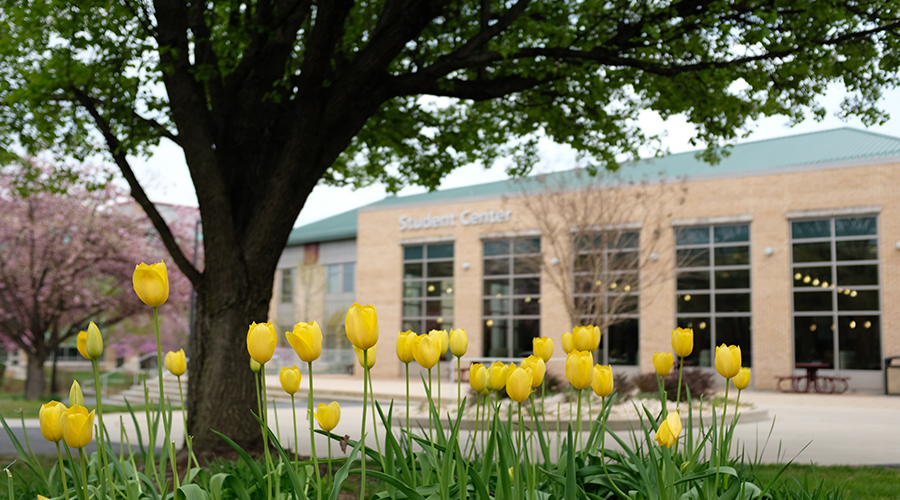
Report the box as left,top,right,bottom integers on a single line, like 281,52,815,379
3,260,820,500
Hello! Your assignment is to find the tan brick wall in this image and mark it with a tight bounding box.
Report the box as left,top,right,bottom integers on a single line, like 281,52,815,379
315,160,900,390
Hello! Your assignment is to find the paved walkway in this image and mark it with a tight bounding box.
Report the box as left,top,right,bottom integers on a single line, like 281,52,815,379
3,377,898,466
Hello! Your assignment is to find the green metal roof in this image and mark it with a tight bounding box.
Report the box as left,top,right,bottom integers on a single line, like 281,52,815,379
288,127,900,245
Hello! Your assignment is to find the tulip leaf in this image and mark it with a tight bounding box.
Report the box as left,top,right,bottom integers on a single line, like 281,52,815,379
565,425,577,500
124,400,146,456
175,483,211,500
210,430,265,488
0,413,49,489
327,434,364,500
359,469,428,500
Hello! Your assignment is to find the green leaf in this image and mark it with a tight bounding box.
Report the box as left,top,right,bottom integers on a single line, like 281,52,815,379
175,483,210,500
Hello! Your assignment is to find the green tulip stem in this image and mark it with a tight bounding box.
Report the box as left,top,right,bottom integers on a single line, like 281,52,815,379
55,442,70,500
308,362,322,500
90,358,111,494
437,360,442,416
260,363,273,500
576,389,583,448
169,440,180,491
426,368,439,470
367,370,385,466
177,377,200,470
152,307,166,418
405,363,415,487
518,402,527,497
290,394,299,473
540,384,547,446
78,448,89,500
469,392,479,462
599,396,629,498
529,393,537,499
456,357,461,412
360,351,369,500
676,357,685,411
714,381,730,495
327,437,333,487
273,399,281,442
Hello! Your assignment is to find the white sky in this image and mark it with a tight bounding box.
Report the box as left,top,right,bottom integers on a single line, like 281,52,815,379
129,84,900,228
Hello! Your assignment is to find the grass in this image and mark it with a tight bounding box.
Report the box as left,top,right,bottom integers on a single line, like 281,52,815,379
0,395,173,418
752,464,900,500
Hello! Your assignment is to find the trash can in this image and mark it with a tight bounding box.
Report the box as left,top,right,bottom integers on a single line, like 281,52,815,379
885,356,900,395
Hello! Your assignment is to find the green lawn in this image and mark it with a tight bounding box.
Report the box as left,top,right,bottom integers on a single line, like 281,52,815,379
0,393,174,419
751,464,900,500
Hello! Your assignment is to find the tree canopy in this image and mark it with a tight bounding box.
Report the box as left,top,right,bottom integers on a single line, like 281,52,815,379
1,0,898,449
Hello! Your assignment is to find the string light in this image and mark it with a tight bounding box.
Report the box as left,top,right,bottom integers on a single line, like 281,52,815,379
684,294,692,301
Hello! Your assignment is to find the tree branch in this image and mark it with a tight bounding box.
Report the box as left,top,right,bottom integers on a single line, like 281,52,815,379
74,90,202,286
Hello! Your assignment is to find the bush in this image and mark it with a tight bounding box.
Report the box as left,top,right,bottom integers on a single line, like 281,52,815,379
613,371,636,400
635,368,715,401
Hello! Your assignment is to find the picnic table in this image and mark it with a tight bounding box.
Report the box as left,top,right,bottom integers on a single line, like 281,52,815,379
776,362,849,393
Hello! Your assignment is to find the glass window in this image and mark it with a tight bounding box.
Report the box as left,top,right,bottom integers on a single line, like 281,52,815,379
280,268,295,303
342,263,355,293
483,237,541,358
675,224,752,367
574,230,640,365
791,216,881,371
403,243,454,344
326,265,340,294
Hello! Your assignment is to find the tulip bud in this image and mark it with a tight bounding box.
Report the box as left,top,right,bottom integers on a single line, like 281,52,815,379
39,401,66,442
652,351,674,376
591,365,614,397
561,332,574,354
714,344,742,379
345,303,379,350
521,355,546,388
76,331,89,360
165,349,187,377
68,380,84,407
671,327,693,358
449,328,468,357
732,367,751,390
132,261,169,308
429,329,449,355
247,321,277,364
354,345,377,369
61,405,95,449
413,334,440,370
654,411,682,448
315,401,341,432
85,322,104,360
533,337,554,363
507,366,533,403
280,366,302,395
396,331,416,364
286,321,323,363
469,363,488,393
487,361,509,391
565,351,594,390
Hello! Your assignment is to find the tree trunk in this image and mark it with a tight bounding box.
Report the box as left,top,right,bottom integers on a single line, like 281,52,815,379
24,348,47,401
186,256,274,453
50,347,60,395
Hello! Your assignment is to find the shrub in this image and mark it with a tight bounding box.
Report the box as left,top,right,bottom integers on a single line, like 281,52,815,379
635,368,715,401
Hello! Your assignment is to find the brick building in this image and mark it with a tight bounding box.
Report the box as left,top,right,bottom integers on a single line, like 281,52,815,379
271,128,900,392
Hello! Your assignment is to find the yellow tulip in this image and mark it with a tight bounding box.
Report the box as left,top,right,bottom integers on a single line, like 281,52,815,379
38,496,50,500
565,351,594,390
354,345,377,368
561,332,574,354
247,321,277,364
279,366,301,395
315,401,341,432
61,405,95,449
429,329,449,355
533,337,554,363
715,344,742,379
250,359,262,373
132,261,169,307
286,321,323,363
469,364,488,393
76,331,89,360
654,411,682,448
165,349,187,377
396,330,416,364
732,367,751,390
413,334,440,369
487,361,509,391
39,401,66,442
506,366,533,403
69,380,84,407
345,303,379,350
671,327,693,358
592,365,614,397
449,328,468,357
573,325,601,351
521,355,546,388
653,351,674,376
85,321,104,360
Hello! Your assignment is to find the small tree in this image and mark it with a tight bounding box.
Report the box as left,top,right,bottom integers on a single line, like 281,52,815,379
0,161,193,399
517,169,689,361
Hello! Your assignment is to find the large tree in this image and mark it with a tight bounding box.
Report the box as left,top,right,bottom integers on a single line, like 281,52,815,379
1,0,897,451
